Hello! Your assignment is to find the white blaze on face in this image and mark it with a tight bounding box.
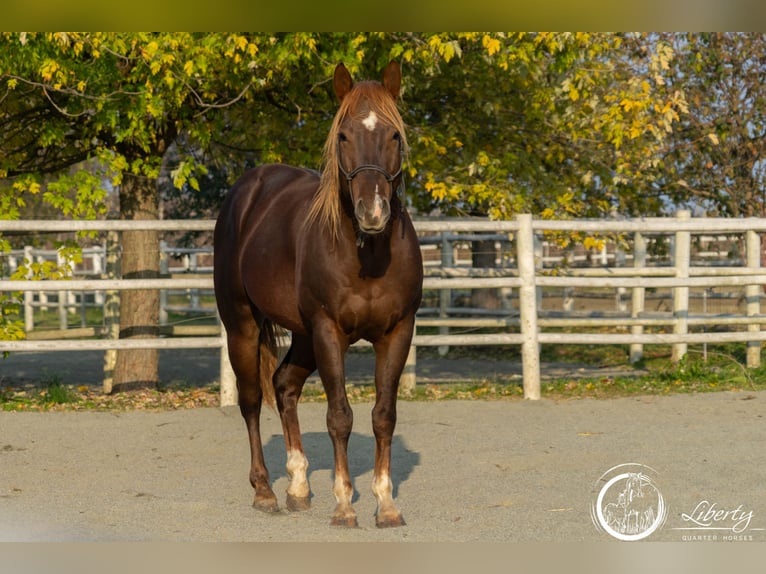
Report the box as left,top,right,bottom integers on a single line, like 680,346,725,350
373,184,384,218
362,110,378,131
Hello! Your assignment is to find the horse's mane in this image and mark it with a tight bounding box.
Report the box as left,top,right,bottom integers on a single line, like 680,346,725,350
307,80,408,240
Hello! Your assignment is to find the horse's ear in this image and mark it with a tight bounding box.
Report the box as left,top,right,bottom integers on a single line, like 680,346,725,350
382,61,401,100
333,63,354,102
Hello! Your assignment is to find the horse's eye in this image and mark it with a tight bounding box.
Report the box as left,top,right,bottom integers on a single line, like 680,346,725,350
393,132,401,141
338,132,348,142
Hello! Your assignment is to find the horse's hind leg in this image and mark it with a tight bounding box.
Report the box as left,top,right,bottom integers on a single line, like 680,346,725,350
274,333,316,512
227,331,279,513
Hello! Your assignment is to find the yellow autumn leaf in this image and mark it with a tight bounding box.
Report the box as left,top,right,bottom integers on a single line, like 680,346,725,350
482,35,501,56
143,40,159,58
583,236,605,251
569,86,580,101
40,60,59,82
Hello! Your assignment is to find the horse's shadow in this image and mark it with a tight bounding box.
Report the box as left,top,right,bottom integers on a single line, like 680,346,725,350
262,431,420,502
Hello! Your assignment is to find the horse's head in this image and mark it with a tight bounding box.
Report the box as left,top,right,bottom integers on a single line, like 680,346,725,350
332,62,405,235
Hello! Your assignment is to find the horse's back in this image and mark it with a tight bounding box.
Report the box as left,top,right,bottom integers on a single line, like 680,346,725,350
216,164,318,241
214,164,319,333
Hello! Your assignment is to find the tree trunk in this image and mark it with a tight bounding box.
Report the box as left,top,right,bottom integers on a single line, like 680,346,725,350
112,172,160,393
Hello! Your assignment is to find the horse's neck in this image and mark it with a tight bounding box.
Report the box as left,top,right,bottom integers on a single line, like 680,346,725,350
354,226,394,279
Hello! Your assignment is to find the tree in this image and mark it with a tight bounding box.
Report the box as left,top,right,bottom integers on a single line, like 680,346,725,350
164,33,686,223
388,33,686,220
658,33,766,219
0,32,315,390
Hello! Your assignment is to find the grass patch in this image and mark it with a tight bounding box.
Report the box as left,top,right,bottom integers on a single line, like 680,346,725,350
0,377,220,412
39,374,79,405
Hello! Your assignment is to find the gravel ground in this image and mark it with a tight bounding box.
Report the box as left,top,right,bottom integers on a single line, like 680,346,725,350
1,388,764,543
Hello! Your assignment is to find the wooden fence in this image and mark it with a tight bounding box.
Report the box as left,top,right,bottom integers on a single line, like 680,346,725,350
3,241,214,331
1,212,765,404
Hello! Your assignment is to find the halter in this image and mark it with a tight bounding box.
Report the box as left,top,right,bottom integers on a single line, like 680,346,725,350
336,137,405,200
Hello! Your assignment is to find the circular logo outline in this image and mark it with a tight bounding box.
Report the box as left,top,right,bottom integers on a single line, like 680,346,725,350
591,463,668,541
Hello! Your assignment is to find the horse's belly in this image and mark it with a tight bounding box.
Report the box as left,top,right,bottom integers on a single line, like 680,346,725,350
248,282,306,334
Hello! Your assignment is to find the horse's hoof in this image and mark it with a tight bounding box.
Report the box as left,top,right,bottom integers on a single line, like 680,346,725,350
330,514,359,528
286,494,311,512
376,513,406,528
253,497,280,514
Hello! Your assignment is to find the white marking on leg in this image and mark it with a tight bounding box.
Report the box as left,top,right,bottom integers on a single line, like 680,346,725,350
362,110,378,131
333,475,353,505
286,449,310,498
372,470,402,524
371,471,393,504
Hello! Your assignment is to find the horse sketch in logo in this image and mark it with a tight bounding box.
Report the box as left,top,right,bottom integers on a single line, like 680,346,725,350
602,472,661,536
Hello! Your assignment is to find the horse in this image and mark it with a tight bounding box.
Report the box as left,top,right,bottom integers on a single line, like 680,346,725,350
214,61,423,528
623,473,657,534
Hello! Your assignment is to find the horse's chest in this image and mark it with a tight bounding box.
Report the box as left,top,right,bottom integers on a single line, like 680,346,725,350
336,292,398,340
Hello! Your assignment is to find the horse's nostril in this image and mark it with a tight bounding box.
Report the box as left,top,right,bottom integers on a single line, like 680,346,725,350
372,195,389,220
355,199,367,220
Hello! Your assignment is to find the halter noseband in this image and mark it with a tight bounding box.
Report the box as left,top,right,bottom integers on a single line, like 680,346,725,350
336,138,405,199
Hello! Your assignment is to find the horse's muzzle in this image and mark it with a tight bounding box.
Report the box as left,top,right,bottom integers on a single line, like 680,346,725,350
355,194,390,234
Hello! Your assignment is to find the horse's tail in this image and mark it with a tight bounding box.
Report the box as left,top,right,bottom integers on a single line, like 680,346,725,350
257,318,279,410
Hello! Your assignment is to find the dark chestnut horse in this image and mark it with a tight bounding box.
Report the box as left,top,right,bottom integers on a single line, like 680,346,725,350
214,62,423,528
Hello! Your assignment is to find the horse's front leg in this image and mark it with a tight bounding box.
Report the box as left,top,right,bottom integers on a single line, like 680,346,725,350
312,320,357,527
370,316,415,528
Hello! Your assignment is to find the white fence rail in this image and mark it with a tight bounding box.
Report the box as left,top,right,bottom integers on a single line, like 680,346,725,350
1,212,764,404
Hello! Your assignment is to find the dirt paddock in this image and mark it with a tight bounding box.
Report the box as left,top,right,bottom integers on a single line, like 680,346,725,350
1,348,764,543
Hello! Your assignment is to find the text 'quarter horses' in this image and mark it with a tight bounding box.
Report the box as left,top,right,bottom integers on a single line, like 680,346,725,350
214,62,423,528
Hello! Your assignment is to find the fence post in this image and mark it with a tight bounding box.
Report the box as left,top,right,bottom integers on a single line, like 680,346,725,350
102,230,120,394
189,251,200,311
615,243,627,313
630,232,647,364
159,241,169,326
746,229,761,368
400,345,417,396
219,326,237,407
56,249,70,329
534,233,543,311
438,232,452,357
672,210,691,363
23,245,34,332
517,214,541,400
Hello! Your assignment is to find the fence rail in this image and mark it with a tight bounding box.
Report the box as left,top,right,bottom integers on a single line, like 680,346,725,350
1,212,764,404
